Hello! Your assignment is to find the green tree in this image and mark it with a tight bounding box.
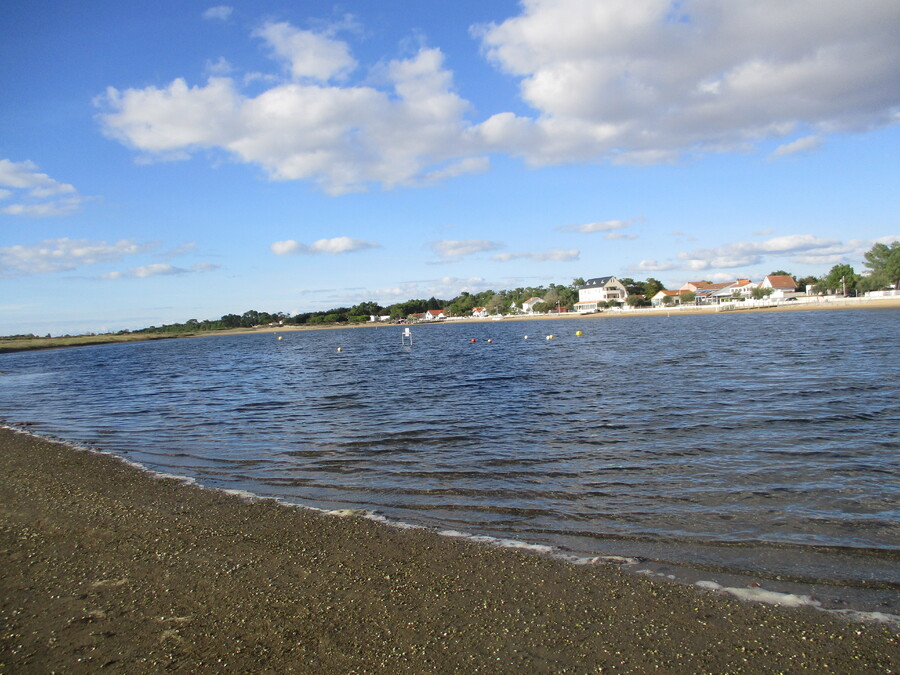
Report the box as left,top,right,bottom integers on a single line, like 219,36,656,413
796,275,819,292
619,278,645,296
643,278,664,299
485,293,508,315
626,295,649,308
661,295,674,306
863,240,900,289
682,291,696,305
751,287,774,300
822,264,859,295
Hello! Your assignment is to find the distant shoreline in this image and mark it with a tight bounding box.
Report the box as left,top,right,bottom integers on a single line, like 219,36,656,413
2,295,898,354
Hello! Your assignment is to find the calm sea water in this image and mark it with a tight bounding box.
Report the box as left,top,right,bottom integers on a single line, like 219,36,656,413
2,309,898,615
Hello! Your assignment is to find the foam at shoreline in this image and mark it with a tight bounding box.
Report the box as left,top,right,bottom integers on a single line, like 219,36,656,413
3,422,896,630
2,425,898,671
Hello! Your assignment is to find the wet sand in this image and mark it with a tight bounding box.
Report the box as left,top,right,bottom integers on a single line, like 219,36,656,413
1,428,896,673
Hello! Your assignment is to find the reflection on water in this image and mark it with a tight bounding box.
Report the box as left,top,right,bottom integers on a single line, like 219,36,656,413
2,309,899,613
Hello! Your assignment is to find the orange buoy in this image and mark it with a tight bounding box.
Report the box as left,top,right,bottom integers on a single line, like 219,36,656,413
470,338,476,343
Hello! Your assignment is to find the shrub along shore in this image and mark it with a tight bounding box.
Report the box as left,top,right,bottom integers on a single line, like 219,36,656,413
0,427,897,672
3,294,899,355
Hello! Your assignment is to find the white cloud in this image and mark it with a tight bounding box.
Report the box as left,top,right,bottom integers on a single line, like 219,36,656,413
636,258,675,272
770,135,823,159
97,29,482,194
270,236,380,256
254,21,357,82
633,233,894,276
0,159,85,216
100,262,220,279
557,219,634,233
429,239,502,262
492,248,579,262
163,242,198,258
654,233,887,274
203,5,233,21
97,5,900,192
1,238,153,277
474,0,900,165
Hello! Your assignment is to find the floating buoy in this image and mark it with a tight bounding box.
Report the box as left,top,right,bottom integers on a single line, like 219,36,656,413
337,347,342,352
524,335,528,340
546,334,553,340
487,339,493,343
575,331,582,337
277,336,283,340
470,338,476,343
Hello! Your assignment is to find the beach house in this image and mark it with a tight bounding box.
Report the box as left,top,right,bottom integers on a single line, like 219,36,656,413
651,289,691,306
758,274,798,299
521,297,545,313
574,276,628,311
680,279,757,304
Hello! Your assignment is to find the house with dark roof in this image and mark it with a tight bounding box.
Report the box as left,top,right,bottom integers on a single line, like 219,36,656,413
574,276,628,311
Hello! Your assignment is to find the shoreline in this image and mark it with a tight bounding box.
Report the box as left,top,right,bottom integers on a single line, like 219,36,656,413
1,428,897,671
3,295,899,355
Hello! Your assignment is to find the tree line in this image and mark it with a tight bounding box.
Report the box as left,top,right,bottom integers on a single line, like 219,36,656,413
130,241,899,335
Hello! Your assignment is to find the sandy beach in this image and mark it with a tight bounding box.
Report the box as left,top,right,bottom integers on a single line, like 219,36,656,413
0,428,897,672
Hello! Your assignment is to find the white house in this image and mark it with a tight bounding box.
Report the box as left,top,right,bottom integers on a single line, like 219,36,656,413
574,276,628,311
709,278,756,302
651,289,690,306
422,309,447,321
521,297,545,313
681,279,755,304
471,306,488,318
759,275,798,299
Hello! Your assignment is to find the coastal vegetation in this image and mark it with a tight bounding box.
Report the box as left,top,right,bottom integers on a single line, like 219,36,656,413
2,242,897,353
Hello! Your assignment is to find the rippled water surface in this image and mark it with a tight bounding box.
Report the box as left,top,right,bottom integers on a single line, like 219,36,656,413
2,309,899,613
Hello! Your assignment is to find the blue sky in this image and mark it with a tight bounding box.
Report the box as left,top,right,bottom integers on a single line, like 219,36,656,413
2,0,898,335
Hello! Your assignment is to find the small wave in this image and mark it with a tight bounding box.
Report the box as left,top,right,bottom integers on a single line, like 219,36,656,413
695,580,900,629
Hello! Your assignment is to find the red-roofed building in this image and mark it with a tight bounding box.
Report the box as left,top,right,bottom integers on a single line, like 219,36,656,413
760,275,798,291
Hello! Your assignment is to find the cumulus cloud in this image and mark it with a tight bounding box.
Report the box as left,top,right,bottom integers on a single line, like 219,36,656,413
270,236,380,256
97,24,482,194
0,238,154,277
0,159,85,216
474,0,900,165
203,5,233,21
429,239,502,262
492,248,579,262
254,21,357,82
97,4,900,192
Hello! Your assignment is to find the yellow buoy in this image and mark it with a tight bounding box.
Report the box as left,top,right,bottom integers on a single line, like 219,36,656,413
337,347,342,352
575,331,582,337
277,336,283,340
